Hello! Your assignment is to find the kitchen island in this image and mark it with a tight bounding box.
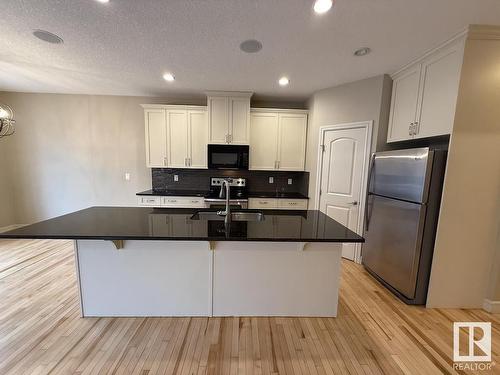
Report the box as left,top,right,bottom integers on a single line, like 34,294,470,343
0,207,363,317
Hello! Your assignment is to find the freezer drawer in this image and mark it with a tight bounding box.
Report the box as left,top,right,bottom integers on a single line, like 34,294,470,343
362,195,426,299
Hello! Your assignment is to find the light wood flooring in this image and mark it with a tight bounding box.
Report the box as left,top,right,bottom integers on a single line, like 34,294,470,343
0,239,498,374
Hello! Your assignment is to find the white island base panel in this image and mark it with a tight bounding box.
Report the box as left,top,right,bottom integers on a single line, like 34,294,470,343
75,240,342,317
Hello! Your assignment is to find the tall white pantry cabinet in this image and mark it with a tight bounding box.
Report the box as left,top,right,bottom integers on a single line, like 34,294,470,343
387,34,465,142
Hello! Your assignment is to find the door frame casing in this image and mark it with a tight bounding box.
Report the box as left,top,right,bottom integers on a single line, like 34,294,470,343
314,121,373,263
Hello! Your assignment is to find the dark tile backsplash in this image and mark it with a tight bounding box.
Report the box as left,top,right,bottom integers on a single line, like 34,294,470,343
152,169,310,197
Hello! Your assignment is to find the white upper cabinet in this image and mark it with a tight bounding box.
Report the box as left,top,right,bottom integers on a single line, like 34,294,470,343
188,110,208,168
278,113,308,171
142,105,208,169
144,109,167,167
249,112,279,170
167,110,189,168
387,35,465,143
387,65,421,142
415,41,464,139
207,92,252,144
250,109,308,171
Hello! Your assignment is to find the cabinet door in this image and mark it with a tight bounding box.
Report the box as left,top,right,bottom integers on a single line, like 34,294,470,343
145,109,167,167
229,97,250,144
415,41,464,139
278,113,307,171
249,112,279,170
167,110,188,168
387,66,421,142
208,96,229,144
188,110,208,168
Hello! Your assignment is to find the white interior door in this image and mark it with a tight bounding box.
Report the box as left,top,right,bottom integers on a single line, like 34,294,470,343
319,125,369,261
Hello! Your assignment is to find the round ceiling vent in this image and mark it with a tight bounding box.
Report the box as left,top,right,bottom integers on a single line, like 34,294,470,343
239,39,262,53
33,29,64,44
354,47,371,57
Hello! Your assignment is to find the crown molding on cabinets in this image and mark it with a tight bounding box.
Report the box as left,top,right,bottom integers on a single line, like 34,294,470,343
205,91,253,98
140,104,207,111
250,107,309,114
391,28,468,78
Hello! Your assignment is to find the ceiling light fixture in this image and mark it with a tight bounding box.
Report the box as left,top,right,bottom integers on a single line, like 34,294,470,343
32,30,64,44
95,0,110,3
240,39,263,53
163,73,175,82
354,47,371,56
314,0,333,14
278,77,290,86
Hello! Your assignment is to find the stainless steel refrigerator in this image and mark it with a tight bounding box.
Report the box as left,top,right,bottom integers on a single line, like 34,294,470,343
362,147,447,305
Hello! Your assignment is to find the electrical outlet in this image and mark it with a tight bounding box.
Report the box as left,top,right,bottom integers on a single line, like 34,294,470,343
288,178,293,185
174,175,179,182
269,177,274,184
124,173,131,181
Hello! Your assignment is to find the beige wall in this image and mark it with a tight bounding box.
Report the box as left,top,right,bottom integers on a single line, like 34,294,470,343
0,92,205,225
0,134,15,227
305,75,392,205
427,28,500,308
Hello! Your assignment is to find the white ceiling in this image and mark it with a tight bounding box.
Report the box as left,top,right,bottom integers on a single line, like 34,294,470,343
1,0,500,101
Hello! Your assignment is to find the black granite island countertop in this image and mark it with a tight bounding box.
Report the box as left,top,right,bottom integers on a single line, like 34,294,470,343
0,207,364,243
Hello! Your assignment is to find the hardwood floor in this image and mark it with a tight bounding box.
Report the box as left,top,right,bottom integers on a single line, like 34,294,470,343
0,239,497,374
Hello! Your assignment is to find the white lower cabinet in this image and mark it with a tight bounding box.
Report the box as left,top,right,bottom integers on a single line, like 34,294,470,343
138,196,162,206
248,198,308,210
248,198,278,209
138,196,207,208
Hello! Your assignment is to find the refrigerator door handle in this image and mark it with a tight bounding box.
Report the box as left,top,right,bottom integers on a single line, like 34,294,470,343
364,153,376,231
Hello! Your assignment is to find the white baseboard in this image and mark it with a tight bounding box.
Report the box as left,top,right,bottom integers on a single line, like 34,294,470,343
0,224,26,233
483,299,500,313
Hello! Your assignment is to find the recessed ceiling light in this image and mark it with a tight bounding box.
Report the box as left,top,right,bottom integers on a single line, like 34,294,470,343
278,77,290,86
163,73,175,82
240,39,263,53
33,30,64,44
95,0,110,3
354,47,371,56
314,0,333,14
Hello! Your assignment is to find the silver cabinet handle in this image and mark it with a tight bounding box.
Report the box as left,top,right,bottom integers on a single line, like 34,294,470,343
163,157,167,166
289,202,298,205
348,201,358,206
168,199,177,203
259,201,268,204
277,161,280,169
414,121,419,135
409,123,414,136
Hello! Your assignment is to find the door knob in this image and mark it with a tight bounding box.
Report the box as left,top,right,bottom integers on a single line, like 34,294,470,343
348,201,358,206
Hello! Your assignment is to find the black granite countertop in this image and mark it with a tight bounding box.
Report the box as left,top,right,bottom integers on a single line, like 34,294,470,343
0,207,364,243
137,190,309,199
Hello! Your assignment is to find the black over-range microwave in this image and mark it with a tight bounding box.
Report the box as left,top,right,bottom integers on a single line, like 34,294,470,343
208,144,249,170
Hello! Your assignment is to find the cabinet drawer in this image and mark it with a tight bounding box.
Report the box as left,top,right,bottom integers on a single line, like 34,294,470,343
248,198,278,209
162,196,206,208
277,199,308,210
138,196,162,206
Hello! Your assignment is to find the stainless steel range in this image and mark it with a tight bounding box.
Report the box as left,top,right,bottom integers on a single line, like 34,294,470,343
204,177,248,209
